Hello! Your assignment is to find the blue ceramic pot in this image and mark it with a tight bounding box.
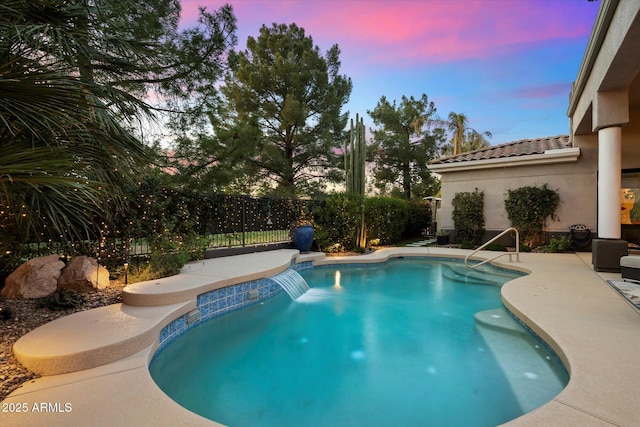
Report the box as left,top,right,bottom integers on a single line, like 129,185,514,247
293,225,314,252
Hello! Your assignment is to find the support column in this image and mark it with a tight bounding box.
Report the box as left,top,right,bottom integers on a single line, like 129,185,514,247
592,125,627,272
598,126,622,239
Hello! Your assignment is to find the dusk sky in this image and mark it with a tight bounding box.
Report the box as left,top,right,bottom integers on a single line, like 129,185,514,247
180,0,600,146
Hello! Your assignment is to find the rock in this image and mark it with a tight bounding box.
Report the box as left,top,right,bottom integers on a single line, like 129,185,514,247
0,305,13,320
57,256,110,292
0,255,64,299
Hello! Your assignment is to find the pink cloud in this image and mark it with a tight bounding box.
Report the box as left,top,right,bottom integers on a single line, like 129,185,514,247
326,1,595,64
507,82,573,100
197,0,597,67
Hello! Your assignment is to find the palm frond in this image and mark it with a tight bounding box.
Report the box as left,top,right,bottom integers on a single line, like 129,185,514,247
0,143,109,243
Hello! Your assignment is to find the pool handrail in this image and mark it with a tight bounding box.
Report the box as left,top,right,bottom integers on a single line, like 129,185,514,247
464,227,520,269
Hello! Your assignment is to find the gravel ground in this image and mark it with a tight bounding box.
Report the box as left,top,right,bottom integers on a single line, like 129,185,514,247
0,283,124,401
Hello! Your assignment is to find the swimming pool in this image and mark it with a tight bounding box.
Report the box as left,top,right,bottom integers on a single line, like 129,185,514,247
150,258,568,426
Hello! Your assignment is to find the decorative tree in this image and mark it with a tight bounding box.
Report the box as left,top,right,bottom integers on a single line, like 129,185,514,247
413,111,491,156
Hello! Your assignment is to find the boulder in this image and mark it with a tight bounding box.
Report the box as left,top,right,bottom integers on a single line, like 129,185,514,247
1,255,65,299
57,256,110,292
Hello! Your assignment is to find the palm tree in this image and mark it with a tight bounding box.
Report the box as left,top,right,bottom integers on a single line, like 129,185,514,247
446,112,492,155
463,128,492,152
411,111,491,156
0,1,151,252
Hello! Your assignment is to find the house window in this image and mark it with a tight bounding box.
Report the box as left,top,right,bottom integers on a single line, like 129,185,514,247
621,171,640,224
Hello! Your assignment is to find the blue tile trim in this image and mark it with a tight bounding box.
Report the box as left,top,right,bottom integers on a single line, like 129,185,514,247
503,307,569,376
157,276,284,351
294,260,313,271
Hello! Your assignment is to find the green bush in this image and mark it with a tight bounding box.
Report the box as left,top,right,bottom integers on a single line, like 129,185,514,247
314,193,363,251
452,189,485,245
484,242,506,251
314,193,421,251
404,201,432,239
365,196,409,245
540,235,572,253
36,289,86,311
128,251,191,282
505,184,560,247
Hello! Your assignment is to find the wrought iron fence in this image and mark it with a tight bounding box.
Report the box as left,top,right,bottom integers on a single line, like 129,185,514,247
200,194,306,248
8,194,313,272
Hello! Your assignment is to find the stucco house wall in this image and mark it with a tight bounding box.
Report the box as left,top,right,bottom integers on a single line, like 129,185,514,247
434,107,640,243
436,156,595,236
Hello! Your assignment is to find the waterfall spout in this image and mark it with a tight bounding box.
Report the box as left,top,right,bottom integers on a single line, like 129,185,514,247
271,269,310,300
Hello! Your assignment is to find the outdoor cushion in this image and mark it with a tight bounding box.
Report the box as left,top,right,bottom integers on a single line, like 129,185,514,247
621,256,640,281
621,256,640,268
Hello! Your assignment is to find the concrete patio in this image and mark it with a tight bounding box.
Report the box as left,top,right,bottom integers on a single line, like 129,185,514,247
2,248,639,426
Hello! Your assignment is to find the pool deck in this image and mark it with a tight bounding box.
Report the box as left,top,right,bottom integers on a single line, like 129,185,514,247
2,248,640,426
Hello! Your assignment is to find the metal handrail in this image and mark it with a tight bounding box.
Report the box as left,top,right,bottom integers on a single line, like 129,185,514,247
464,227,520,269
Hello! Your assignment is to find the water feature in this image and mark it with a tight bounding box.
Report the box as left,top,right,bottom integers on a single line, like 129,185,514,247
270,268,310,300
150,258,568,427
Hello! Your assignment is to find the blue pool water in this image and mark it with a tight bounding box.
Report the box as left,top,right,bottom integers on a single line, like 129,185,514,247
150,259,568,427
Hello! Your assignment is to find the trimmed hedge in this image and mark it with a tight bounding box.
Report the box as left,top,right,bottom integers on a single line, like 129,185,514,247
404,200,432,239
365,196,409,245
314,193,364,251
505,184,560,247
452,189,485,245
314,193,431,251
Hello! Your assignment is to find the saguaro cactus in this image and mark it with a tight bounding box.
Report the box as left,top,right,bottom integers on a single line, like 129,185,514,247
344,114,367,248
345,113,366,195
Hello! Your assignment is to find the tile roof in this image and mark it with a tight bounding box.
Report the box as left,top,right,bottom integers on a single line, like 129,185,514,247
430,135,571,164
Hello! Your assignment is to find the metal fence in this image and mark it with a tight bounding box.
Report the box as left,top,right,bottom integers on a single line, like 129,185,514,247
202,194,306,248
11,194,312,269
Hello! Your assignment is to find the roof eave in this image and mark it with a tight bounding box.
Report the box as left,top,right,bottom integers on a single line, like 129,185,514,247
567,0,619,118
429,147,581,173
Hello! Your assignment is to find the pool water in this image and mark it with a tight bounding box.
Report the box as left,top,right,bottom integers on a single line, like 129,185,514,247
150,259,568,427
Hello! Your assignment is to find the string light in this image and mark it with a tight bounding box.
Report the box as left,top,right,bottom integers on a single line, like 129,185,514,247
3,181,311,275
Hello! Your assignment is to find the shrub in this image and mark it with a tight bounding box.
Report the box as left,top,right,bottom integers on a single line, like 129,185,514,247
314,193,363,251
365,196,409,244
404,201,432,239
484,242,507,251
452,189,485,245
505,184,560,247
540,235,572,253
127,249,195,282
314,194,418,251
36,289,86,311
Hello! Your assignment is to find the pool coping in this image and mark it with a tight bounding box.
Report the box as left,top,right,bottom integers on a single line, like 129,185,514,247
3,248,640,426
